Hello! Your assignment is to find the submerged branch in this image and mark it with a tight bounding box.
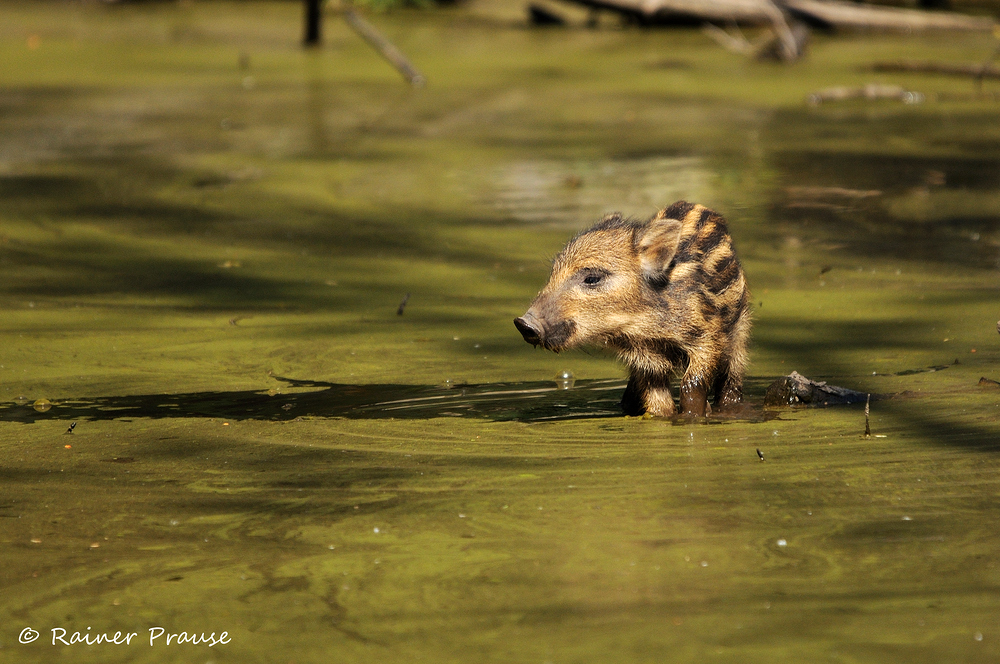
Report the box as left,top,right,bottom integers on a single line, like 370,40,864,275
343,9,426,88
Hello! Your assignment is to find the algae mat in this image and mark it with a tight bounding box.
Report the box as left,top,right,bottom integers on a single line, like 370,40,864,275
2,2,1000,662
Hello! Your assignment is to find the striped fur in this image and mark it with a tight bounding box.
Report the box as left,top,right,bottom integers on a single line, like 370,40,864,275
515,201,751,417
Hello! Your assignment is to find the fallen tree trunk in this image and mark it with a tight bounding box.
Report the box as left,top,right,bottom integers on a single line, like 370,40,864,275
784,0,994,31
561,0,772,23
554,0,995,31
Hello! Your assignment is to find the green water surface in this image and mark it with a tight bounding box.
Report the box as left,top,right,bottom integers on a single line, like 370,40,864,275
2,2,1000,662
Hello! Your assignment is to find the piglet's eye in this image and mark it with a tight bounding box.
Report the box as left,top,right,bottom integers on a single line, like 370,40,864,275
583,274,604,286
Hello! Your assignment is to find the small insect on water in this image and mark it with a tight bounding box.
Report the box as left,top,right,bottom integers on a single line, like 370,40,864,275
514,201,751,417
756,448,765,462
65,422,77,434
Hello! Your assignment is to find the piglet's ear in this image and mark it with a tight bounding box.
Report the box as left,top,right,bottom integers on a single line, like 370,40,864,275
637,215,683,277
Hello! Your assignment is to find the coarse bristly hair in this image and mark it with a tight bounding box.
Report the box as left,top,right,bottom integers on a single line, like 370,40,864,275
515,201,751,417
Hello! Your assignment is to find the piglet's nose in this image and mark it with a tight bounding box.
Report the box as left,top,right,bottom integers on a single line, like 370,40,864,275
514,316,542,346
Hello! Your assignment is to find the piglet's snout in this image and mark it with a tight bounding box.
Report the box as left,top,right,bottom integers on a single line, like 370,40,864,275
513,314,542,346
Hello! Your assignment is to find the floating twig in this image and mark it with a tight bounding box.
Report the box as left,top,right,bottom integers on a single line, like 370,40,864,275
342,9,426,88
864,393,871,439
397,293,411,316
807,83,924,106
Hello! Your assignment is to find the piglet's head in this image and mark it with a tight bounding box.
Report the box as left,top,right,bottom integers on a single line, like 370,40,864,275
514,212,683,352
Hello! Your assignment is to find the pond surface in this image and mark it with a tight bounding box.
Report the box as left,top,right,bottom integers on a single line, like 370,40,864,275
2,2,1000,662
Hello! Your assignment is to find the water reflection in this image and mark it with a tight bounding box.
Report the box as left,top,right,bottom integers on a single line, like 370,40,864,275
0,377,627,424
491,156,711,225
0,377,791,424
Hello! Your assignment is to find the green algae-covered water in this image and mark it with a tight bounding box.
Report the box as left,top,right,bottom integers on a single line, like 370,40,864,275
2,2,1000,662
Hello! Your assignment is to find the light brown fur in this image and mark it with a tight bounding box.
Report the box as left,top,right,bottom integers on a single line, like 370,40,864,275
514,201,751,417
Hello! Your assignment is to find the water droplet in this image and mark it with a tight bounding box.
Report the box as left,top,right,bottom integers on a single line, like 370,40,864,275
373,527,380,533
777,539,787,547
15,395,29,405
32,398,52,412
902,516,912,521
975,632,983,642
458,513,466,518
700,560,708,567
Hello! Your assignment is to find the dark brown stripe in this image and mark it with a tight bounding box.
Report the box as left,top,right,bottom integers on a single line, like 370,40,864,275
696,222,727,253
694,206,714,232
673,237,696,262
707,256,739,295
719,303,738,336
737,287,750,313
712,251,736,277
661,200,695,221
699,294,716,321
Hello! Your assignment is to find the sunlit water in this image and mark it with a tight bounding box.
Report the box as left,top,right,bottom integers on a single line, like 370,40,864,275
2,3,1000,663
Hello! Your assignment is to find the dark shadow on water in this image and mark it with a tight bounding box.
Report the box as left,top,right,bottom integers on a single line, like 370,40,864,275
1,377,626,425
1,377,783,425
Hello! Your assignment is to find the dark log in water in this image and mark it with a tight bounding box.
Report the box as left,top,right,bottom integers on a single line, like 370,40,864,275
764,371,871,406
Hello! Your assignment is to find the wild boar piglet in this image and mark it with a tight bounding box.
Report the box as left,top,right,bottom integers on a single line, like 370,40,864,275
514,201,751,417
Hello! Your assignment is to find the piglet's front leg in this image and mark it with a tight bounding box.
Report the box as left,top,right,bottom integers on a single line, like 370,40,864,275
679,374,711,417
622,373,675,417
